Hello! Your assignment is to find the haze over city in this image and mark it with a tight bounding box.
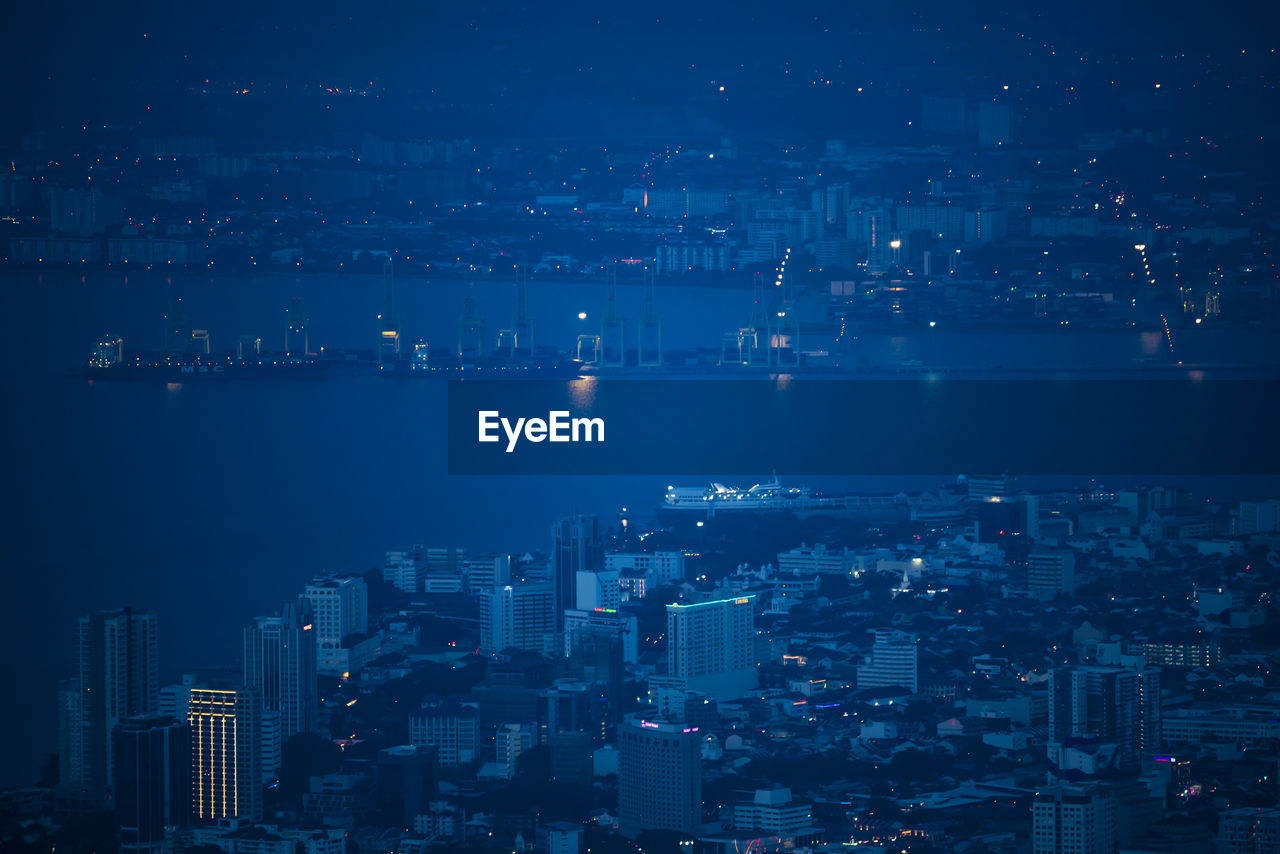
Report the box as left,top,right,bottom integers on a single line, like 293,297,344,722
4,2,1280,853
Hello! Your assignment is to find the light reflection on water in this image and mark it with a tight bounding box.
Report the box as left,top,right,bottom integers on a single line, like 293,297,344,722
568,376,598,409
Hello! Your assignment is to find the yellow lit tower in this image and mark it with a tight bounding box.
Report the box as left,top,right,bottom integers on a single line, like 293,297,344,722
188,687,262,823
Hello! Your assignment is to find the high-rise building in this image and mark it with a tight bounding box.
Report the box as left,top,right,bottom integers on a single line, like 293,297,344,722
605,551,685,584
666,596,757,701
846,204,893,271
115,715,189,853
575,569,620,612
376,745,436,829
496,723,536,779
776,543,858,576
1239,499,1280,534
188,688,262,823
731,787,817,841
158,675,198,722
57,678,85,798
1217,806,1280,854
564,621,628,728
478,583,556,656
243,599,317,739
1028,549,1076,601
465,553,512,591
618,719,702,838
1032,784,1116,854
538,680,608,747
1108,778,1162,850
856,630,919,694
966,473,1018,502
59,608,159,809
303,576,368,676
545,821,586,854
563,608,638,664
553,515,604,629
419,547,464,574
970,491,1039,541
1125,638,1219,670
384,549,424,593
1048,665,1161,774
409,701,479,767
260,711,283,781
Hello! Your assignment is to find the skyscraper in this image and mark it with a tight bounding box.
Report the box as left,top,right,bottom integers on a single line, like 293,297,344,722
1032,784,1116,854
478,582,556,656
563,607,638,664
552,515,604,629
617,718,702,838
188,687,262,823
856,630,919,694
303,576,368,676
538,680,608,747
376,745,436,829
59,608,159,809
56,678,85,800
665,596,758,700
1048,665,1161,774
115,715,189,853
243,599,317,739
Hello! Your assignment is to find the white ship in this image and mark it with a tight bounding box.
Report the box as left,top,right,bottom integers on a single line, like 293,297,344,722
663,476,811,511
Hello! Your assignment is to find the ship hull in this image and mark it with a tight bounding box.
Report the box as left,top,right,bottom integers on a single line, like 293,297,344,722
82,360,331,381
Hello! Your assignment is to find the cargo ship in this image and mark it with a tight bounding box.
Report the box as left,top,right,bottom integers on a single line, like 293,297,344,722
81,336,331,382
375,340,584,379
81,335,583,382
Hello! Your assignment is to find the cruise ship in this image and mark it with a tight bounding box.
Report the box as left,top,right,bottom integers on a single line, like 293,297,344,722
663,476,813,512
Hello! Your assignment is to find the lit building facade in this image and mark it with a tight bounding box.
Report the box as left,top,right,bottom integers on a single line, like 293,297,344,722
618,719,701,837
856,630,918,694
188,688,262,823
666,596,757,701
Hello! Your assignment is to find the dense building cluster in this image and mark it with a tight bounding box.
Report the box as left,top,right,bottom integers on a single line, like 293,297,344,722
3,30,1278,350
3,476,1279,853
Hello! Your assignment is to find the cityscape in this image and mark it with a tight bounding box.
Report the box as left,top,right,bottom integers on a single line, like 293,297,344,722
4,1,1280,853
6,478,1280,854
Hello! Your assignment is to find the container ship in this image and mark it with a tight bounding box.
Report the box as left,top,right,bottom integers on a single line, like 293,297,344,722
81,336,331,382
376,340,584,379
81,335,583,382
